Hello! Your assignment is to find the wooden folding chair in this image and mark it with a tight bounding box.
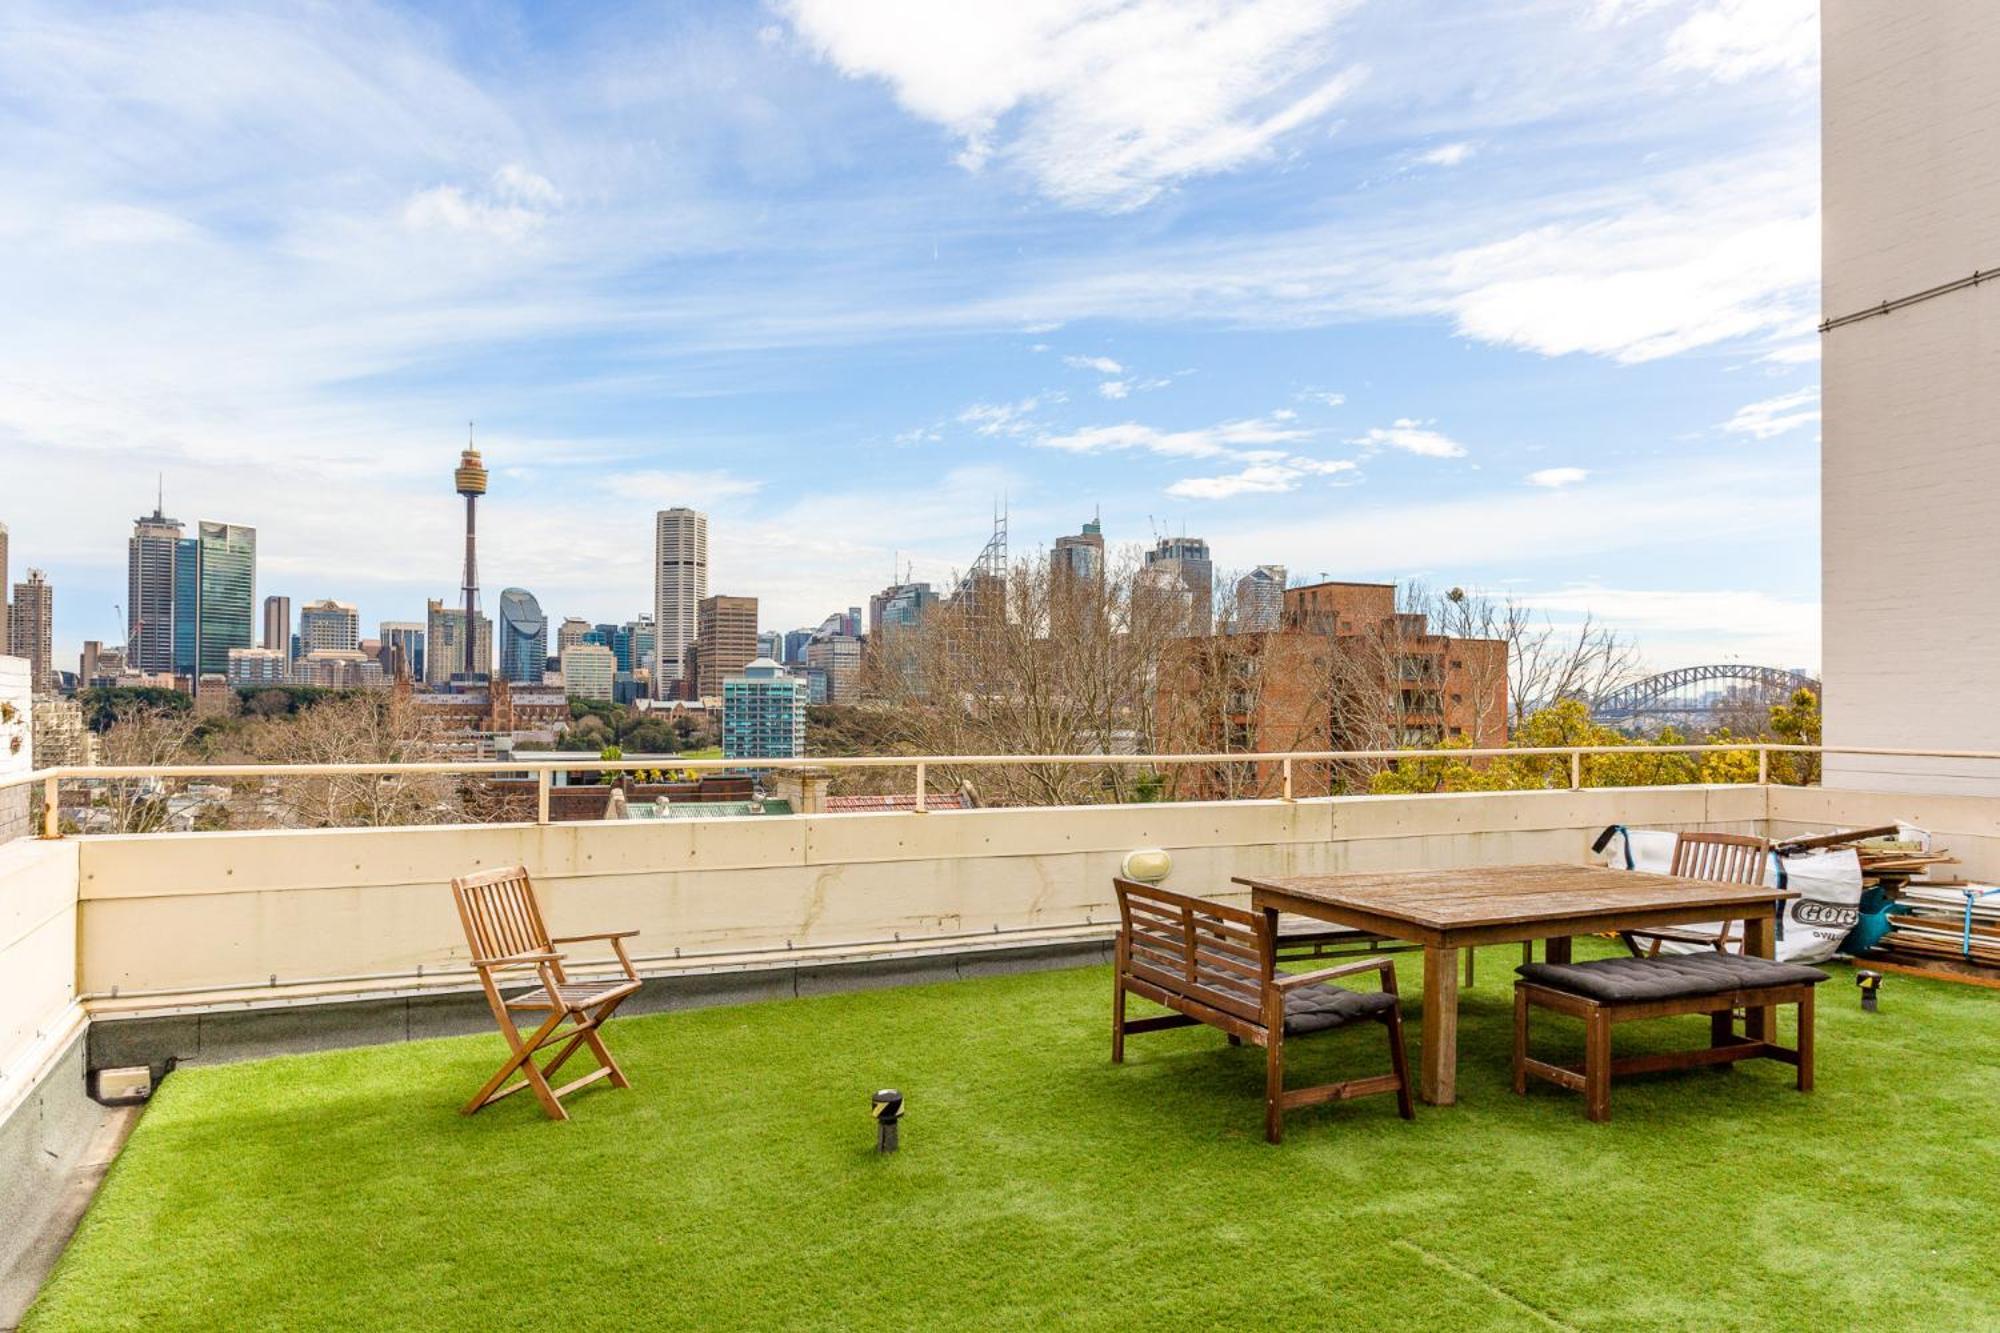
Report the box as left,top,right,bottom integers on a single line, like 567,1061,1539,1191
1621,832,1772,957
451,866,642,1120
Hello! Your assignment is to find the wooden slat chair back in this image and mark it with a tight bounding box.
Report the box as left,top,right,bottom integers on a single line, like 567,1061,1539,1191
1622,832,1773,957
1111,878,1413,1143
451,866,643,1121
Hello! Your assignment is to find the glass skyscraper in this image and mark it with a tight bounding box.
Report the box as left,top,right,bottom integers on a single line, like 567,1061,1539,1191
128,507,183,674
497,587,548,684
195,522,256,676
172,536,199,678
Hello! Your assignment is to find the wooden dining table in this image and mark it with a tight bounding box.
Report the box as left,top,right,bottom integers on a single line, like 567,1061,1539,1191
1233,864,1798,1106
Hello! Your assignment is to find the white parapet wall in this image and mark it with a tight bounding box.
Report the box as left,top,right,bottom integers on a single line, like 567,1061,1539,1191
1769,785,2000,883
0,838,83,1117
73,784,1767,1014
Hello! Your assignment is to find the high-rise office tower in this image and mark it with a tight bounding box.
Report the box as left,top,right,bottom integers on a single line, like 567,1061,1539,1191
8,569,53,692
691,594,758,700
379,621,425,681
1053,514,1106,585
653,508,708,689
128,503,183,674
622,615,656,674
757,630,782,661
1234,564,1287,632
497,589,548,684
555,616,593,656
424,598,491,685
193,522,256,675
263,595,291,653
868,582,937,640
454,440,488,679
1145,535,1214,634
298,599,360,655
172,536,198,678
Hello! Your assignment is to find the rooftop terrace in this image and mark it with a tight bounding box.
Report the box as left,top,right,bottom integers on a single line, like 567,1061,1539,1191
23,948,1999,1331
4,739,2000,1328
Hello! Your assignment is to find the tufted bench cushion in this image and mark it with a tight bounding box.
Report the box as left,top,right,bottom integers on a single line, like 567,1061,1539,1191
1283,984,1399,1035
1517,952,1828,1003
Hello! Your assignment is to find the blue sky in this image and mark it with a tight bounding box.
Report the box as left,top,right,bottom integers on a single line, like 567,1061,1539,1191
0,0,1821,672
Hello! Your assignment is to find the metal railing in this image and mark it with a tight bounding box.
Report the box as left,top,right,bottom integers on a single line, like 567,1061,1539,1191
2,740,1985,839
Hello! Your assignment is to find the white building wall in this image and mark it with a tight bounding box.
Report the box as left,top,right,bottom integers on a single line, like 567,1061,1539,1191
0,657,29,844
1822,1,2000,791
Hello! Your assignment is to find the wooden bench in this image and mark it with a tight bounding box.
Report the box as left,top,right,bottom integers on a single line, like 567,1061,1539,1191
1112,878,1414,1143
1513,952,1827,1122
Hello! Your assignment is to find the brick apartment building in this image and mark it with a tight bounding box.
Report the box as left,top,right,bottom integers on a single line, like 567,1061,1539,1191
1159,580,1507,797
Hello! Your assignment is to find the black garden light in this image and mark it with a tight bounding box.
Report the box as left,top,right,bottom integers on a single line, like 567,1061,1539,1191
1857,970,1883,1013
871,1089,904,1153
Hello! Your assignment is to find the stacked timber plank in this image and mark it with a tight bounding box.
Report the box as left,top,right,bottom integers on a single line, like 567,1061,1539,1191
1872,885,2000,970
1774,825,1958,888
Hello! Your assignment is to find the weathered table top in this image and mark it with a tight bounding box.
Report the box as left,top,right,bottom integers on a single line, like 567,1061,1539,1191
1234,863,1795,943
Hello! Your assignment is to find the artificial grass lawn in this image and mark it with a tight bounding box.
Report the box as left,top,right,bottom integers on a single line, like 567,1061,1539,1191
27,948,2000,1331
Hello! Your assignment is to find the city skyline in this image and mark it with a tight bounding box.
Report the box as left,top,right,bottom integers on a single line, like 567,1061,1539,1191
1,2,1819,672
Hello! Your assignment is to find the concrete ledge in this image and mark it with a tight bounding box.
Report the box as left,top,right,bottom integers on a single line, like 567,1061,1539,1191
87,938,1115,1078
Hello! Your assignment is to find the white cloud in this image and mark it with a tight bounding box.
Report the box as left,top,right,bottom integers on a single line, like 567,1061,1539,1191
1417,141,1475,167
1040,414,1312,460
402,164,561,242
1433,159,1819,364
781,0,1366,210
1723,386,1819,440
1349,417,1467,458
1064,354,1124,374
1168,456,1356,500
957,394,1058,437
1193,458,1821,665
1297,390,1346,407
1522,585,1820,671
1525,466,1588,488
1664,0,1817,85
1759,339,1820,366
1097,379,1130,399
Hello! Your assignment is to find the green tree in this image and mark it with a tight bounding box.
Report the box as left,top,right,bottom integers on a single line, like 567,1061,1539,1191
1767,687,1822,785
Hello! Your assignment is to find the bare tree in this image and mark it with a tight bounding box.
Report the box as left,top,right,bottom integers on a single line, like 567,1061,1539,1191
92,703,202,833
867,546,1185,806
245,693,464,828
1418,586,1643,731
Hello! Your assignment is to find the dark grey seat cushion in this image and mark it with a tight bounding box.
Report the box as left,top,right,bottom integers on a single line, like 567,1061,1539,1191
1283,983,1398,1035
1517,952,1828,1003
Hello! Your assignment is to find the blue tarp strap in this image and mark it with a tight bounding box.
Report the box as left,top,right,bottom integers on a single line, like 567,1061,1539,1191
1771,852,1789,942
1961,887,2000,956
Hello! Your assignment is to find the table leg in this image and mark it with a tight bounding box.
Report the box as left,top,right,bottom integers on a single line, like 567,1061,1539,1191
1743,911,1776,1041
1421,944,1459,1106
1545,936,1573,965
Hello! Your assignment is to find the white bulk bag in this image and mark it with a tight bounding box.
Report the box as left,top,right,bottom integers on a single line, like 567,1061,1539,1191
1594,827,1861,964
